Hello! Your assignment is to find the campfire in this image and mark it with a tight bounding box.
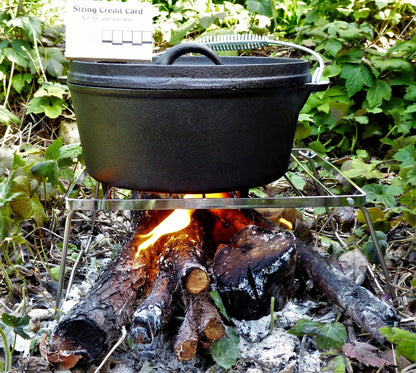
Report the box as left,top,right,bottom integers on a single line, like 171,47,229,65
40,198,399,371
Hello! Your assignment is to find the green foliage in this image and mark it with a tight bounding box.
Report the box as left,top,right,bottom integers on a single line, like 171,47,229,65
0,0,68,126
361,231,387,264
1,314,31,340
209,326,241,369
210,291,230,321
379,327,416,362
0,138,82,245
289,318,347,350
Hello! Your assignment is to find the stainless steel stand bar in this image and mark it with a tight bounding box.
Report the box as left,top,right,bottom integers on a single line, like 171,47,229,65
55,149,394,309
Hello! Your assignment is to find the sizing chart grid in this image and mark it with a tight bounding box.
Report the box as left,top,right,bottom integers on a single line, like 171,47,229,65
102,30,153,46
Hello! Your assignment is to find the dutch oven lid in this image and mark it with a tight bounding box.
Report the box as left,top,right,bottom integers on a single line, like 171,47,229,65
67,43,312,90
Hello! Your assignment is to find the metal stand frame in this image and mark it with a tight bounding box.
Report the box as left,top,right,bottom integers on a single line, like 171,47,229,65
56,149,395,309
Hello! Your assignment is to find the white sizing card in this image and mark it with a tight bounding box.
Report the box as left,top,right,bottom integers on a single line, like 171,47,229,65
65,0,153,61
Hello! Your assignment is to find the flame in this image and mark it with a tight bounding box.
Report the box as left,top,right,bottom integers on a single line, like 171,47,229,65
135,193,229,257
278,217,293,230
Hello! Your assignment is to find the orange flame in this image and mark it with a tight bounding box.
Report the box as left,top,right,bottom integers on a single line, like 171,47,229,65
278,217,293,230
135,193,229,257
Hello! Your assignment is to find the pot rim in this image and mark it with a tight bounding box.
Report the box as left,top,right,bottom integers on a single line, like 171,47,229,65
67,56,313,90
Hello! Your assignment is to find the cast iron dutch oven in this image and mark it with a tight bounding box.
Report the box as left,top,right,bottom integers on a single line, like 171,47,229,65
67,43,328,193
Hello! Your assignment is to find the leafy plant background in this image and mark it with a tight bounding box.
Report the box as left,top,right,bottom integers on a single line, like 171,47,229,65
1,0,415,371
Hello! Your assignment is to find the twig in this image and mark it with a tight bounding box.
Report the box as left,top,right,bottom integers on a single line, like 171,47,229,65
32,29,47,83
94,326,127,373
2,61,15,108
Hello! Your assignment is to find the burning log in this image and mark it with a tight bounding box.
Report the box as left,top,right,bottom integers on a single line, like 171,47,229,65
129,261,176,344
130,210,209,343
213,225,297,320
46,210,172,368
175,291,225,361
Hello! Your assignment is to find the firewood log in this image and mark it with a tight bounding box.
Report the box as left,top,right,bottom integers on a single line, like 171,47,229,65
129,261,176,344
295,240,400,343
130,210,208,343
175,291,225,361
209,209,400,342
213,225,297,320
46,210,171,368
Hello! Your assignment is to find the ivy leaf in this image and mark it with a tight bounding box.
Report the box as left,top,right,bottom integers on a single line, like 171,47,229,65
170,19,198,45
0,107,21,125
400,190,416,226
324,39,343,57
341,158,382,180
379,327,416,362
341,64,374,97
1,314,31,340
209,326,241,369
27,96,66,119
12,73,32,94
404,85,416,101
34,47,67,77
361,231,387,264
362,184,403,208
210,291,230,321
3,40,30,67
321,355,346,372
30,160,59,186
0,172,21,208
393,145,415,168
289,319,346,350
45,137,63,161
366,79,392,108
44,97,66,118
10,175,46,225
402,207,416,227
246,0,273,17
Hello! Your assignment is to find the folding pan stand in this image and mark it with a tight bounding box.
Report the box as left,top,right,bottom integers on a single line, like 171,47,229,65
55,148,396,310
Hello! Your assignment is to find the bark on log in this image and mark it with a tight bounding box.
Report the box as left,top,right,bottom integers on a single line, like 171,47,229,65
129,261,176,344
175,291,225,361
213,225,297,320
130,210,208,343
47,210,172,368
295,240,400,343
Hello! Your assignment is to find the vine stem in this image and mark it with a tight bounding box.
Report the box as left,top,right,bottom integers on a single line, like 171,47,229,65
2,61,15,108
0,324,11,372
33,29,47,83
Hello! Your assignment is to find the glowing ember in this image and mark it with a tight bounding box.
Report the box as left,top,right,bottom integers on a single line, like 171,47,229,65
135,193,229,257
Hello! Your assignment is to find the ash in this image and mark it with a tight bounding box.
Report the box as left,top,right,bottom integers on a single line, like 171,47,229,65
78,300,325,373
49,229,325,372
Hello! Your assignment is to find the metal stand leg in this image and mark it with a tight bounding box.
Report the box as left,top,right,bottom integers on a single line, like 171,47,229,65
359,206,397,304
55,183,100,311
56,209,76,310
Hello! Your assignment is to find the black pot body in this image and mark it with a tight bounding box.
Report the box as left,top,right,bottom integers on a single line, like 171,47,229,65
68,54,326,193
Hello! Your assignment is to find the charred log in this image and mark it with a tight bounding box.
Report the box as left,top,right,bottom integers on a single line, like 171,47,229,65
47,210,171,368
129,261,176,344
295,240,400,343
213,225,297,320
